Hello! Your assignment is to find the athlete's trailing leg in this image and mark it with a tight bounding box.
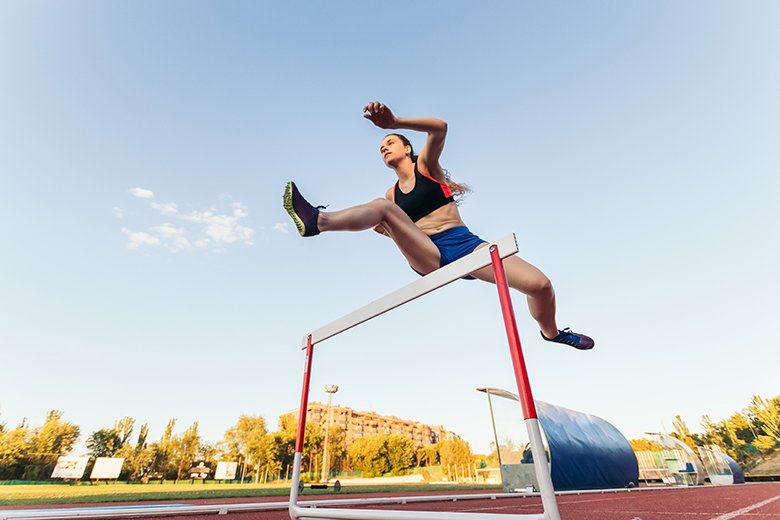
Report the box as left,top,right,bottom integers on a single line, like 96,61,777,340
470,247,594,350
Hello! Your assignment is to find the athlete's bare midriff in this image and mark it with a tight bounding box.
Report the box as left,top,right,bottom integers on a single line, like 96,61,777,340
415,202,466,235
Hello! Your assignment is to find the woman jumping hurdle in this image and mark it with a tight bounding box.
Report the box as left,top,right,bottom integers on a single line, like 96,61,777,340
283,101,594,350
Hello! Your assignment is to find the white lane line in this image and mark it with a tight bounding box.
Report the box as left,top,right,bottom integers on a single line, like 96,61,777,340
708,494,780,520
460,494,647,512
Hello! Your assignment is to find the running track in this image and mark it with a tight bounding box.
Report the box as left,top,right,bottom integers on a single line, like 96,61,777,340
3,484,779,520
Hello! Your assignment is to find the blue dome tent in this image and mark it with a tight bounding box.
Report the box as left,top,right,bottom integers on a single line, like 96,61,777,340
478,388,639,491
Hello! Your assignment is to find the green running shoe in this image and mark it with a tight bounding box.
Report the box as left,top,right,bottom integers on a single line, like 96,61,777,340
283,181,325,237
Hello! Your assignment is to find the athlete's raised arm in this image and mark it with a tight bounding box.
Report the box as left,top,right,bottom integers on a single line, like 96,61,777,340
363,101,448,179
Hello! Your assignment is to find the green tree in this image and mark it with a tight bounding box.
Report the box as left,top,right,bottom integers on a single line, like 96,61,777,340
114,417,135,446
670,415,703,449
483,441,499,468
221,415,268,481
222,416,267,459
754,434,779,452
27,410,80,477
31,411,80,458
323,424,347,475
268,416,297,479
0,421,30,479
277,417,346,479
199,441,218,462
748,395,780,449
701,412,759,466
438,438,473,468
151,419,177,478
119,423,155,481
85,416,137,478
345,433,413,477
270,415,341,479
417,444,439,467
172,422,201,480
86,429,123,458
385,434,414,475
347,435,389,477
628,438,664,451
302,422,324,475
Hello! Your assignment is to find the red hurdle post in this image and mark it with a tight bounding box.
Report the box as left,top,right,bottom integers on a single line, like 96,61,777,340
489,244,560,520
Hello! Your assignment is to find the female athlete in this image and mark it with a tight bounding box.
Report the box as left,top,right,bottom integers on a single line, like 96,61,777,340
283,102,594,350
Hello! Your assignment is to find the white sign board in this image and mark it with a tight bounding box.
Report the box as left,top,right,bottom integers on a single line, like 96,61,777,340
214,461,238,480
90,457,125,479
51,456,90,479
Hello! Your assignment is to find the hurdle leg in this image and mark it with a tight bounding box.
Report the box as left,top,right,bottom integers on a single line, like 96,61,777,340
289,335,315,520
489,245,561,520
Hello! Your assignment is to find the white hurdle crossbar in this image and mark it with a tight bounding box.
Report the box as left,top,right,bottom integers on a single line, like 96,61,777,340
289,234,560,520
304,234,519,348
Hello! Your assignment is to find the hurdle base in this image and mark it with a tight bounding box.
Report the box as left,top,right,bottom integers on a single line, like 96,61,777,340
292,506,544,520
289,236,558,520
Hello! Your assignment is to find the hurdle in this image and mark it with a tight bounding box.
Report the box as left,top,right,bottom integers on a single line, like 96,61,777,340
289,234,561,520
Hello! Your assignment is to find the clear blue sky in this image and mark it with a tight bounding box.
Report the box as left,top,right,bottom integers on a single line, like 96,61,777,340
1,1,778,454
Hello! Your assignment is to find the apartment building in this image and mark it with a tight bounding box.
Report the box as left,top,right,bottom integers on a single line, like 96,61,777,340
281,402,457,448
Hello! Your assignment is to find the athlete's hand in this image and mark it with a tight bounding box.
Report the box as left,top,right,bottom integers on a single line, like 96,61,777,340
363,101,398,129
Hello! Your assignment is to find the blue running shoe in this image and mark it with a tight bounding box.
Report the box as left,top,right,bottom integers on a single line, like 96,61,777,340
541,328,595,350
283,181,325,237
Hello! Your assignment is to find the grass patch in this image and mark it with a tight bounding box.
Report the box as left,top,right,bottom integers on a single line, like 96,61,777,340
0,482,500,506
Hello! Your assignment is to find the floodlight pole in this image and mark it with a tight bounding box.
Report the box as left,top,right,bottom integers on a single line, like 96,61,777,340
322,385,339,482
489,245,560,520
485,392,503,468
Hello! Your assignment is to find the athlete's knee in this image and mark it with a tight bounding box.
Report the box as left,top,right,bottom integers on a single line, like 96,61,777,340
529,275,554,297
367,198,390,210
414,265,438,276
368,198,401,218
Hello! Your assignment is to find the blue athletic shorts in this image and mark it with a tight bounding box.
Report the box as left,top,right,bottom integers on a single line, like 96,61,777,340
413,226,487,279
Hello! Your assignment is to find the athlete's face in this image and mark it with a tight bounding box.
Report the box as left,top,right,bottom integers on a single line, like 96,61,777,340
379,135,411,167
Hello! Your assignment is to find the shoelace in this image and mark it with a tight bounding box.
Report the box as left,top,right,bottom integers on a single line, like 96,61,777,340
557,328,580,345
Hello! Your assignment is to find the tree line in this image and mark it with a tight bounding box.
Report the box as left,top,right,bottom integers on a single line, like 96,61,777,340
7,395,776,482
0,411,475,482
630,394,780,470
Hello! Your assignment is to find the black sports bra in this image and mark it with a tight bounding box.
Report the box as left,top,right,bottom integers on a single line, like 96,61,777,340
393,164,454,222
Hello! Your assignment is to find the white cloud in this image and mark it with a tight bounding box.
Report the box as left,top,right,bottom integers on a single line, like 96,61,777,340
153,223,185,239
274,222,290,233
150,200,179,216
129,187,155,200
122,189,255,252
122,228,160,249
152,223,191,252
112,207,123,218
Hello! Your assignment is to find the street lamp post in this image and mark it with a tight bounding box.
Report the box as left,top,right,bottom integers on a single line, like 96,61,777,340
321,385,339,482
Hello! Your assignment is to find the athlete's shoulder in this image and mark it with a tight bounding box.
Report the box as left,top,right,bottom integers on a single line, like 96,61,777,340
416,159,447,183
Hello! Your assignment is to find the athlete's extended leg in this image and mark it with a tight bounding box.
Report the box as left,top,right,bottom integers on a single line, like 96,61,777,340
284,182,440,274
470,246,594,350
320,199,441,274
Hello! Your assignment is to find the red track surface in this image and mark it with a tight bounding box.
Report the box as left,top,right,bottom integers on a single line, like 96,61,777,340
332,484,780,519
5,484,780,520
